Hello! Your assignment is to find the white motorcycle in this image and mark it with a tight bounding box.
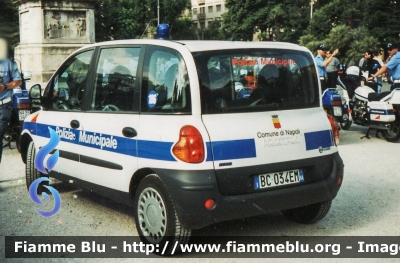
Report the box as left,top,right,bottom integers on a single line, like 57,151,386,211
343,66,400,142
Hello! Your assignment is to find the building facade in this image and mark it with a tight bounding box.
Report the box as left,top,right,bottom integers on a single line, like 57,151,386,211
191,0,227,30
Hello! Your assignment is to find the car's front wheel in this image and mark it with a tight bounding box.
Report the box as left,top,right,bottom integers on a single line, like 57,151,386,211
25,141,48,191
133,174,191,255
281,200,332,224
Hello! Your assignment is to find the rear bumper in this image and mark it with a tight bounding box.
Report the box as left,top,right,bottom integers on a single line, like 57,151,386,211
155,152,344,230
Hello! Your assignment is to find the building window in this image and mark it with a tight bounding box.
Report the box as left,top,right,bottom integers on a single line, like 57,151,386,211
216,4,221,12
208,6,213,13
193,8,197,15
200,7,205,14
200,22,205,30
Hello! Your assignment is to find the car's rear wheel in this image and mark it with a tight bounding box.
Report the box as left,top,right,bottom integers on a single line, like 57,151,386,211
133,174,191,255
281,200,332,224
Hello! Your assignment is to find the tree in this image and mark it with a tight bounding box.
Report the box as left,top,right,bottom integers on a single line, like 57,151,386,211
303,0,398,65
307,0,362,40
171,18,198,40
0,0,19,54
222,0,320,43
95,0,147,41
203,19,225,40
222,0,260,41
94,0,190,41
362,0,400,44
144,0,191,35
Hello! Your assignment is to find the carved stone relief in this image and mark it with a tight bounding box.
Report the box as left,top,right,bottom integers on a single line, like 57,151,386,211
44,10,87,39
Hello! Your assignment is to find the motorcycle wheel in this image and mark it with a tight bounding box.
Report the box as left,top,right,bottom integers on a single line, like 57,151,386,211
383,120,400,143
340,119,352,130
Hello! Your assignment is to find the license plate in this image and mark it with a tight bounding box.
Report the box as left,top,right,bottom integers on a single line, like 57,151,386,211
254,169,304,189
333,106,342,116
18,110,30,121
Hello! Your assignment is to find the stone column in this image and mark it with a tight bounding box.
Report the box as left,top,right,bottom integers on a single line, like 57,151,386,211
13,0,96,86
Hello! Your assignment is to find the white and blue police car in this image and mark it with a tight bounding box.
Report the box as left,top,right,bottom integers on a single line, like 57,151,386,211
21,35,344,252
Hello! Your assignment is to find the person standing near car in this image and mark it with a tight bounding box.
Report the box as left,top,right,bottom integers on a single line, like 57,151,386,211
368,43,400,91
315,44,339,91
0,38,22,163
326,50,341,89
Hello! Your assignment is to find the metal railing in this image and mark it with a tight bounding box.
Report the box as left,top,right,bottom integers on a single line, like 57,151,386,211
197,13,206,20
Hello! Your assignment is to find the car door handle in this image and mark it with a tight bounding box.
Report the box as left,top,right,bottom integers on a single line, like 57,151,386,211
70,120,80,129
122,127,137,138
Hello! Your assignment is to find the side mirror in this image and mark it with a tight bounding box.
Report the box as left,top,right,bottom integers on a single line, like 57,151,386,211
29,84,42,100
23,71,32,80
29,84,42,112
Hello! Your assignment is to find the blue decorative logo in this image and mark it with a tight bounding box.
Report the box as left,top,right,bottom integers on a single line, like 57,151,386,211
29,178,62,217
30,127,62,217
35,127,60,174
147,90,158,108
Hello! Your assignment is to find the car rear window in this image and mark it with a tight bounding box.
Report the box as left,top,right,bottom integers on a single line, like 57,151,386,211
193,49,319,114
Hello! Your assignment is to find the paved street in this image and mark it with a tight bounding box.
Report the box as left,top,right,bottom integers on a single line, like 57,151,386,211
0,81,399,262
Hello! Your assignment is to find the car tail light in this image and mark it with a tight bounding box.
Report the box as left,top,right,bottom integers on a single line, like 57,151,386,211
332,100,341,106
172,126,204,163
337,177,342,186
204,199,216,210
18,102,30,109
327,113,340,146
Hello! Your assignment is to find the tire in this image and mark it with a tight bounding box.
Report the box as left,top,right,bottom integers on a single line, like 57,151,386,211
134,174,191,255
340,119,352,130
25,141,48,191
384,120,400,143
281,200,332,224
16,127,21,153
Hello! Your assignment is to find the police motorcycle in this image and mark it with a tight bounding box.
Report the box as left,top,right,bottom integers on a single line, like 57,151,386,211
2,59,32,152
343,67,400,142
335,65,364,130
321,74,350,128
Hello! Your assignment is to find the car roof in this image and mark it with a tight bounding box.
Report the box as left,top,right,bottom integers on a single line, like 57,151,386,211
176,40,306,52
77,39,309,53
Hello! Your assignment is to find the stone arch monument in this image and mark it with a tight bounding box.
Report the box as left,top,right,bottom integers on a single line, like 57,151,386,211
13,0,96,85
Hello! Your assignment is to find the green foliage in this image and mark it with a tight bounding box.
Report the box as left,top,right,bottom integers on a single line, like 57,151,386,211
302,0,397,66
95,0,190,41
327,25,352,50
223,0,320,42
0,0,19,54
203,19,225,40
171,18,198,40
362,0,400,43
222,0,259,41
